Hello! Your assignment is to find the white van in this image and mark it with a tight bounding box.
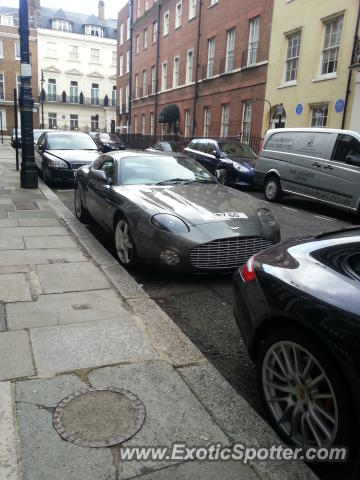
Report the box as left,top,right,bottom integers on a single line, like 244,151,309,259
255,128,360,214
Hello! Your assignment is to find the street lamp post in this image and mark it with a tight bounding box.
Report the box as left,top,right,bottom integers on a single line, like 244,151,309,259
40,69,45,128
18,0,38,188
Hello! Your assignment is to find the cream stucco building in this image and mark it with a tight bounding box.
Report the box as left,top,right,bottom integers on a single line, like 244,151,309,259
35,2,118,132
262,0,359,135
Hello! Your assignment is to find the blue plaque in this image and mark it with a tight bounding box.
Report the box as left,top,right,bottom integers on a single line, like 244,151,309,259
335,99,345,113
296,104,303,115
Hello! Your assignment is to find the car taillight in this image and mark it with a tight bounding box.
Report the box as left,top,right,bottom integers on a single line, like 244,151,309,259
241,256,257,283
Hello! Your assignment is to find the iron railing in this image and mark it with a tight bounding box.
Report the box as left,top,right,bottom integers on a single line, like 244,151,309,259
39,94,116,107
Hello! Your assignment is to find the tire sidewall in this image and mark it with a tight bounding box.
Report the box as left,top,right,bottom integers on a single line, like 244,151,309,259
114,216,137,268
264,176,281,202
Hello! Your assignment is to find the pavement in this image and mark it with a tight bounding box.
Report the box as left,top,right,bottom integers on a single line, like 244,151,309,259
0,144,317,480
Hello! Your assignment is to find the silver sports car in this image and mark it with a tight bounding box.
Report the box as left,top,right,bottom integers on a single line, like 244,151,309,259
74,151,280,271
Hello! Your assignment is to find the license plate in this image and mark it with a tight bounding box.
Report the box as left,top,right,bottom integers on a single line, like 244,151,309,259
204,212,248,221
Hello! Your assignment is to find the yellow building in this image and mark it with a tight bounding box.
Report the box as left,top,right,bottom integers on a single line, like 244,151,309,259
345,24,360,132
262,0,359,135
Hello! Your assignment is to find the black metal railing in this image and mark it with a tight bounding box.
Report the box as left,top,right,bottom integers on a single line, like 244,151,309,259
40,94,117,107
241,47,264,69
351,36,360,68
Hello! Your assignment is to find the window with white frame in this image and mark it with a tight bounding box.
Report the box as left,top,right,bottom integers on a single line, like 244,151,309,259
144,28,148,49
151,65,156,93
145,0,149,10
161,61,168,91
220,104,230,138
48,112,57,129
91,83,99,105
0,41,3,58
189,0,196,20
0,74,4,100
163,11,169,36
126,50,130,73
135,34,139,54
242,101,252,143
173,56,179,87
126,84,129,112
185,109,191,138
91,48,100,62
203,107,211,137
134,115,138,134
70,114,78,130
119,87,123,113
247,17,259,66
16,74,21,96
152,20,158,43
209,0,218,7
0,110,6,129
311,104,328,127
0,14,13,26
120,23,124,45
48,78,56,101
137,0,141,18
186,50,193,84
112,85,116,106
175,1,182,29
69,45,79,61
320,16,343,76
225,29,235,72
70,81,78,103
207,37,215,77
135,74,139,98
142,70,147,96
284,31,301,82
112,51,117,65
46,42,56,58
91,114,99,130
150,112,155,135
14,42,20,60
142,114,146,135
126,16,130,40
52,19,72,32
85,25,103,37
119,55,124,76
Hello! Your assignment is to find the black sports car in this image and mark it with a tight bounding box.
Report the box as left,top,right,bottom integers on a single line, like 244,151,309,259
233,227,360,473
94,132,126,152
34,131,100,185
74,151,280,271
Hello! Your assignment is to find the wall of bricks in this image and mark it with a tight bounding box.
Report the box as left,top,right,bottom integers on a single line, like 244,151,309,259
117,0,274,141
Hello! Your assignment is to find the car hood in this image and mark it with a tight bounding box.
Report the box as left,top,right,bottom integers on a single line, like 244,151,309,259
113,183,261,227
47,150,99,165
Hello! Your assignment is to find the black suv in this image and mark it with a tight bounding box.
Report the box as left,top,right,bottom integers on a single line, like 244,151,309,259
184,139,257,187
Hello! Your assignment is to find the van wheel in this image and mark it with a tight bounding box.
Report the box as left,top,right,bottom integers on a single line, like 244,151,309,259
264,176,282,202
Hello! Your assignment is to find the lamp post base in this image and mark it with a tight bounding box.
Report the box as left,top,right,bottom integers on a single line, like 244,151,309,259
20,167,38,189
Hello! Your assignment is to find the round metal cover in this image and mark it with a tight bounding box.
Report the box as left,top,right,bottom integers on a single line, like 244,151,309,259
53,386,146,448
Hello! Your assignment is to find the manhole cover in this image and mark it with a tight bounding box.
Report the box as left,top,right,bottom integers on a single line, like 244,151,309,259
53,387,146,447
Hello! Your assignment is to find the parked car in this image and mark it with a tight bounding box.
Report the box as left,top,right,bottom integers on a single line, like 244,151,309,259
74,151,280,270
88,131,98,139
233,227,360,456
255,128,360,214
11,128,21,148
94,132,126,152
33,129,52,145
146,141,184,153
34,131,100,185
184,139,257,187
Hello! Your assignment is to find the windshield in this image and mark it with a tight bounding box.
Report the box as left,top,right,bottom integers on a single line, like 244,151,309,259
119,155,215,185
33,130,45,141
100,133,111,141
47,134,97,150
220,142,256,160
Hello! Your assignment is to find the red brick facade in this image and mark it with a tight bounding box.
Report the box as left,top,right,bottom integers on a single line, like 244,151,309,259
117,0,274,142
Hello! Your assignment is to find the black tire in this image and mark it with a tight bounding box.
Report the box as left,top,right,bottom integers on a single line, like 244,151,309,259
74,185,90,223
215,168,227,185
257,328,355,452
264,175,282,202
114,216,138,268
42,166,53,187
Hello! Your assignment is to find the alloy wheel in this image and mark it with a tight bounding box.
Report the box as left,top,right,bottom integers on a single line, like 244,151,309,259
265,180,278,200
115,219,133,265
262,340,338,448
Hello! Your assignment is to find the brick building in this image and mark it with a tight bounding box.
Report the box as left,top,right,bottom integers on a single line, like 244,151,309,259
117,0,274,147
0,6,39,135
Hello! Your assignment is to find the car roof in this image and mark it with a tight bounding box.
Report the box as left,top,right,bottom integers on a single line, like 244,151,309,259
45,131,90,136
111,150,185,160
265,127,360,137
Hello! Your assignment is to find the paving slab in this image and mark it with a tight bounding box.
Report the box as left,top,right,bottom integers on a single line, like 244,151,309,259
0,330,35,380
30,317,157,374
0,236,24,250
1,226,69,237
7,289,128,329
0,304,5,331
0,203,14,210
18,217,61,226
8,209,58,219
0,218,18,227
0,273,30,302
0,382,19,480
100,263,149,299
0,248,86,266
37,262,110,293
88,361,229,479
24,235,77,249
0,210,7,218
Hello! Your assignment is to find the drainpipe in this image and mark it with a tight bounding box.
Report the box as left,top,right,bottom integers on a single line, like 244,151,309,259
154,1,161,138
342,0,360,129
128,0,133,140
192,0,202,137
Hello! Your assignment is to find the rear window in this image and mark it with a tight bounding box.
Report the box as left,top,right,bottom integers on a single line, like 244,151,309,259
264,131,331,159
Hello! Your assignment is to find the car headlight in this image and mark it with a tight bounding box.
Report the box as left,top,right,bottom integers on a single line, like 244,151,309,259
47,158,68,169
257,208,281,243
232,162,249,173
151,214,189,234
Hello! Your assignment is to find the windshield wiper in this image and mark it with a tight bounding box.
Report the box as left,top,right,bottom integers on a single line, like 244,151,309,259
156,178,189,185
183,179,216,184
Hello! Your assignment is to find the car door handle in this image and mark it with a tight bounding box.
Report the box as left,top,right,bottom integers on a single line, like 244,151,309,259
323,165,334,170
312,162,322,168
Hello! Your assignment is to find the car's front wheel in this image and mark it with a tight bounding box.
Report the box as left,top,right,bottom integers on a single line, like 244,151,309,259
257,328,354,451
264,176,282,202
42,166,53,187
114,217,137,267
74,186,90,224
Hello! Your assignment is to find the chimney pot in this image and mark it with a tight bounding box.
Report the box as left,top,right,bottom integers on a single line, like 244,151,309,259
98,1,105,21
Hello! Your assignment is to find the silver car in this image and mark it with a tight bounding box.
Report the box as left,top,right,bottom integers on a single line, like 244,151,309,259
74,151,280,271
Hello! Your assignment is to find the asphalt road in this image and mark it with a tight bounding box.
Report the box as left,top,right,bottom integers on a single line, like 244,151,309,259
53,185,357,422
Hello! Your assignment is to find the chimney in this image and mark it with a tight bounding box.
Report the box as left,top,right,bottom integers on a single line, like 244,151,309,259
98,1,105,21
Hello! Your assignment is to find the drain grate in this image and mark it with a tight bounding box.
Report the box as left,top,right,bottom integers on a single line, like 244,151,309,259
53,387,146,447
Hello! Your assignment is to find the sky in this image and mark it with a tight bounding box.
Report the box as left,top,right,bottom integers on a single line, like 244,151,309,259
0,0,127,19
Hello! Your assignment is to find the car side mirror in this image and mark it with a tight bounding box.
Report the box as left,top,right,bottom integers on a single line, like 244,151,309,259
103,165,114,181
91,169,107,181
212,149,220,158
